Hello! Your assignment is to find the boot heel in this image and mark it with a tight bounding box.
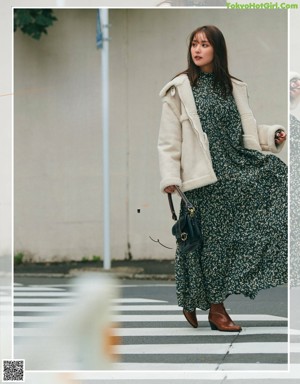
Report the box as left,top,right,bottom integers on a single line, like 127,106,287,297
209,321,218,330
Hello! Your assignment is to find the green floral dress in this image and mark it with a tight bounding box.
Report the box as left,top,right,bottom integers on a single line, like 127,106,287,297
290,114,300,287
175,72,288,311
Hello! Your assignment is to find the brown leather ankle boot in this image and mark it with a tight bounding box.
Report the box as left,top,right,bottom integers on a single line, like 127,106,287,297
209,303,242,332
183,309,198,328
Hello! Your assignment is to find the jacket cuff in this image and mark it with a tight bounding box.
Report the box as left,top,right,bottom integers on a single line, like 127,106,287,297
258,124,286,153
160,178,182,193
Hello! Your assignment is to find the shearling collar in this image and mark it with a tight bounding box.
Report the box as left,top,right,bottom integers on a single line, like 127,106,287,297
159,74,199,121
159,73,249,136
159,74,189,97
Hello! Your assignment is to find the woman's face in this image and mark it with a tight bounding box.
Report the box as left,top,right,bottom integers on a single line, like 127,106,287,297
290,77,300,105
191,32,214,73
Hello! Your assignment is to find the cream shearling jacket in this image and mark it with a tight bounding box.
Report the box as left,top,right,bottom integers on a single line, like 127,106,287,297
158,74,286,193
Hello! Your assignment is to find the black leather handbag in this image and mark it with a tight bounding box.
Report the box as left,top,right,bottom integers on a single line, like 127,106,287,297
168,186,203,253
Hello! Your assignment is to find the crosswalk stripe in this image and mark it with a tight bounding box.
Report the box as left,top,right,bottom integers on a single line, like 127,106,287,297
113,304,181,311
291,343,300,352
14,306,71,312
14,292,78,297
14,328,50,336
14,316,59,322
114,342,288,354
115,299,167,303
14,298,76,304
13,305,180,312
113,326,288,336
14,297,166,304
13,326,288,337
0,297,11,302
14,287,65,292
15,305,178,312
13,313,287,323
24,284,176,289
113,314,287,322
13,305,182,312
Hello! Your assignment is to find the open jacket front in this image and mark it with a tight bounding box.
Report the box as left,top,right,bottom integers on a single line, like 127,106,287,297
158,74,286,193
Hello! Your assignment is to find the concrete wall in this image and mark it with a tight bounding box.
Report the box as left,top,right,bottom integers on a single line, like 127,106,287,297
14,9,288,262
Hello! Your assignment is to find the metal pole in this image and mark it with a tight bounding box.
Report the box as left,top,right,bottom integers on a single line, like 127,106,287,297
101,9,111,270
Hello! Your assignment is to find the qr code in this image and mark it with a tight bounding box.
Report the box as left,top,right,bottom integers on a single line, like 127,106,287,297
2,360,25,382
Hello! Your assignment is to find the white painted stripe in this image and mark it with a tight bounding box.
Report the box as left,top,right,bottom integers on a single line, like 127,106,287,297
14,316,60,323
290,329,300,335
14,328,50,336
14,304,180,312
113,298,167,303
113,326,287,337
112,363,287,371
13,326,289,338
291,343,300,352
15,284,76,288
0,297,11,302
13,297,167,304
28,284,176,288
14,298,76,304
13,313,287,323
0,309,11,314
116,343,230,355
114,342,288,355
231,342,288,354
112,305,180,311
14,287,64,292
112,314,287,322
14,306,71,312
113,305,288,314
219,363,288,371
14,292,78,297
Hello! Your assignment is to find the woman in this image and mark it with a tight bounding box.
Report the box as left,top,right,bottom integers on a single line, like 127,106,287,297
158,25,287,332
290,72,300,118
290,72,300,287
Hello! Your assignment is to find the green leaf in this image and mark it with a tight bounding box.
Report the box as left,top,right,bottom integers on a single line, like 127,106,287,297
14,9,57,40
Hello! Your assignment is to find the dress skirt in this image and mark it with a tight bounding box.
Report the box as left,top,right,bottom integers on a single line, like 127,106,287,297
175,72,288,311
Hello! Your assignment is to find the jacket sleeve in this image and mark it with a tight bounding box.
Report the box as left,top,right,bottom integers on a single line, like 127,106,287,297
158,92,182,193
257,124,286,153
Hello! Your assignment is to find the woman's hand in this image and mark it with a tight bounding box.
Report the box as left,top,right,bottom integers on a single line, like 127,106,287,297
275,130,287,145
164,185,176,194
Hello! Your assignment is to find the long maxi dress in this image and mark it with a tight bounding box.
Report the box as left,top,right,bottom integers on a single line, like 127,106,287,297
175,72,288,312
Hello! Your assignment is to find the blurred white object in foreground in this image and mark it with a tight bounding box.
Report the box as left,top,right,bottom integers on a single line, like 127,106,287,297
16,273,120,371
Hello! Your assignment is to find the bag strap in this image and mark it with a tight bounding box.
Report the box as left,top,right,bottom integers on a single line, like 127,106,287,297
167,186,195,221
168,193,178,221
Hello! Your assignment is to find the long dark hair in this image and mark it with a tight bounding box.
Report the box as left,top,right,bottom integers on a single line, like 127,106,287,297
178,25,236,96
